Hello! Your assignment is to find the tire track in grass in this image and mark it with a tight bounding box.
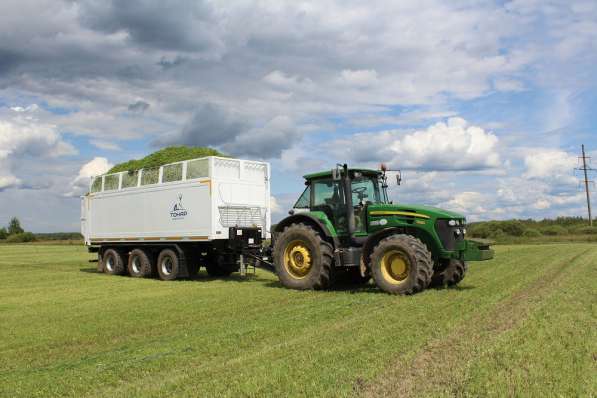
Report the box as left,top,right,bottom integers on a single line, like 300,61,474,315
361,247,595,398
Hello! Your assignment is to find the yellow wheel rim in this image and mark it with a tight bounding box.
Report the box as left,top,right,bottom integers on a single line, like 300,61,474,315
380,250,410,284
283,240,313,279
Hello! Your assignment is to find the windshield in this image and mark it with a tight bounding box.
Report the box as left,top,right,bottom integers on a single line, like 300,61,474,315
351,177,384,204
293,186,311,208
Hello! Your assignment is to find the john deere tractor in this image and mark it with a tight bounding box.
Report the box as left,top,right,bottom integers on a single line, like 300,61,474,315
272,164,493,295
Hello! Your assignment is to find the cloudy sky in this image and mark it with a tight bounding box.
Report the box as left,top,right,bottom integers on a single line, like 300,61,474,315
1,0,596,232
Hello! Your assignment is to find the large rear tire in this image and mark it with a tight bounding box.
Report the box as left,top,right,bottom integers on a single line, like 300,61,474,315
156,249,180,281
430,259,468,287
127,248,154,278
370,234,433,295
273,223,333,290
102,248,126,275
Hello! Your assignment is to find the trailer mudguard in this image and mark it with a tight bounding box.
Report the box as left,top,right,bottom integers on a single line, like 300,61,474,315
462,239,494,261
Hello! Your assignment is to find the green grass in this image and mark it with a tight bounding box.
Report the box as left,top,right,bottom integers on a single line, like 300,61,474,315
1,244,595,397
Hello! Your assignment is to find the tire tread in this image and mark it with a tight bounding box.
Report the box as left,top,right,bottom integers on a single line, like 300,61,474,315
274,223,334,290
369,234,433,294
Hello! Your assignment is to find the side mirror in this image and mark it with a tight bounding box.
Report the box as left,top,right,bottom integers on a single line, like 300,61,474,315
396,171,402,185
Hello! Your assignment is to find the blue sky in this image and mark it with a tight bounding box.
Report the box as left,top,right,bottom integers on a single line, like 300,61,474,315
0,0,596,232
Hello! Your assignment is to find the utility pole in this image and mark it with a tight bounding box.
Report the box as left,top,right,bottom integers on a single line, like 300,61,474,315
576,145,593,226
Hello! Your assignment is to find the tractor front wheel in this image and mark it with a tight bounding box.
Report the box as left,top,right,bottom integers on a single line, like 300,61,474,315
273,223,333,290
370,235,433,295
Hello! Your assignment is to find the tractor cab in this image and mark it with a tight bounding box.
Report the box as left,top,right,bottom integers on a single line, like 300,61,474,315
292,167,387,240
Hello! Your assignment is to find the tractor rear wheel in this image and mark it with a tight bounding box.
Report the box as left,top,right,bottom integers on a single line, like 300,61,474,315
274,223,333,290
430,259,468,287
369,234,433,295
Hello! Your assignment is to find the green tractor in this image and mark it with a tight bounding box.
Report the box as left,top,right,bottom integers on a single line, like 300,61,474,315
272,164,493,294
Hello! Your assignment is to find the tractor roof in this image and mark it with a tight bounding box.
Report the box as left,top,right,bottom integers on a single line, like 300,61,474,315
303,168,381,180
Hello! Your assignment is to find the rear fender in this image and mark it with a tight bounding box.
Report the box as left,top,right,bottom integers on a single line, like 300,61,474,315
273,212,339,248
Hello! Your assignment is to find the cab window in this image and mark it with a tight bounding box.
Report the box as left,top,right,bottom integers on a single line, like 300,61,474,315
351,178,381,205
293,186,311,208
313,180,344,207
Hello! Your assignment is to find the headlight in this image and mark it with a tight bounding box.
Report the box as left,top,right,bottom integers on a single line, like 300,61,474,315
454,228,461,235
448,220,457,226
463,228,467,235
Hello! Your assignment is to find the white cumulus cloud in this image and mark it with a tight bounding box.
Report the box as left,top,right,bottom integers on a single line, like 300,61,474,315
395,118,501,170
440,191,489,216
325,117,501,171
0,106,76,190
523,149,577,181
270,195,281,215
66,157,113,197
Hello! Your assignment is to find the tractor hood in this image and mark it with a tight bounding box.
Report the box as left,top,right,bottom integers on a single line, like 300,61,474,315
368,203,465,220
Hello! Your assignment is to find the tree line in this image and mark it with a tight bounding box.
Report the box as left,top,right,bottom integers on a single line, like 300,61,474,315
0,218,83,243
468,217,597,241
0,217,36,242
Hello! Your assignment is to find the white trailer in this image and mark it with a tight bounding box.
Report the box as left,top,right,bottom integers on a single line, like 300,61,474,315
81,156,271,280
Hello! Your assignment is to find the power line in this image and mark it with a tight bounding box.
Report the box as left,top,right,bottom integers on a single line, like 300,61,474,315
575,144,593,226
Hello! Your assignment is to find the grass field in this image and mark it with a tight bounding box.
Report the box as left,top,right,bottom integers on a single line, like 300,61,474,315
1,244,595,397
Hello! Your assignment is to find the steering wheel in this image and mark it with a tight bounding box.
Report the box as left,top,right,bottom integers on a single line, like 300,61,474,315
352,186,368,207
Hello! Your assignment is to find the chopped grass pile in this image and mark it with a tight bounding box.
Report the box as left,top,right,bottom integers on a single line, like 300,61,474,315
108,146,224,173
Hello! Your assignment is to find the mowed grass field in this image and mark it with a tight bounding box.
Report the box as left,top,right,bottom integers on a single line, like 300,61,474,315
0,244,595,397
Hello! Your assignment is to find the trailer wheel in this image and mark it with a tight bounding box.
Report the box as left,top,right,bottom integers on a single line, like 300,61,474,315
103,248,126,276
128,248,153,278
370,234,433,295
157,249,180,281
430,259,468,287
273,223,333,290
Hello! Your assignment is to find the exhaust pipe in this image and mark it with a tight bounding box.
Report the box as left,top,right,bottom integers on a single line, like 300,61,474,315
341,164,360,246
